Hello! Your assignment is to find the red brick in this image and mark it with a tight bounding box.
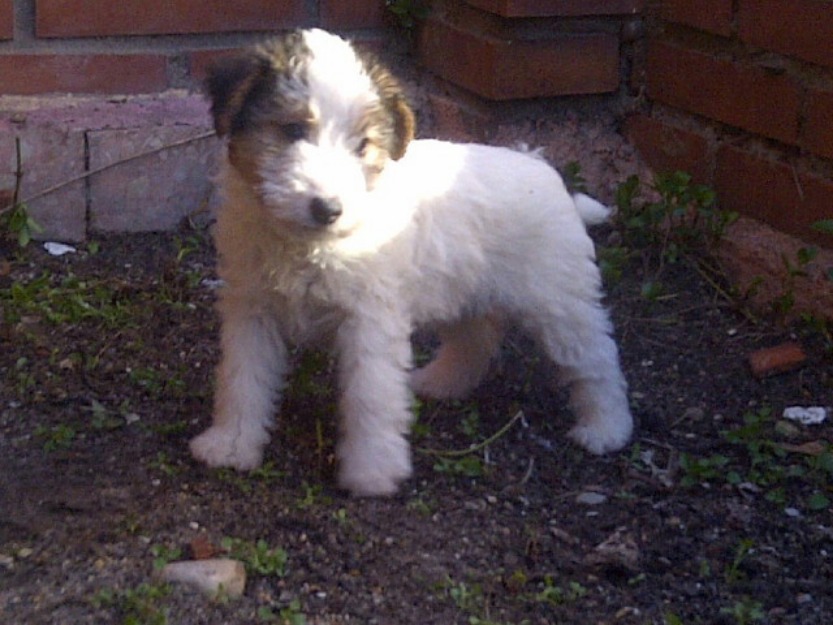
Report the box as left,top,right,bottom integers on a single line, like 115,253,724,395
646,41,801,146
418,18,619,99
0,54,168,95
738,0,833,69
624,114,711,183
465,0,645,16
35,0,309,37
660,0,733,37
321,0,387,29
748,342,807,378
0,0,13,40
188,48,241,84
803,88,833,161
715,146,833,245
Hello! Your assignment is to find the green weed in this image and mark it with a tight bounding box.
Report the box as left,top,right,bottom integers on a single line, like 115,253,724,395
221,537,289,577
91,582,171,625
34,423,77,452
608,171,735,298
1,200,42,248
1,271,134,328
678,406,833,512
385,0,429,29
720,597,765,625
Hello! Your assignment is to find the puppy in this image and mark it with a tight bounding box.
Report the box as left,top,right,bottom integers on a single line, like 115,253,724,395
190,29,633,496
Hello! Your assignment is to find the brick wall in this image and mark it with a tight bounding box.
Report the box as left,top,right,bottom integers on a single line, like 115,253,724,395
417,0,645,100
628,0,833,248
0,0,391,95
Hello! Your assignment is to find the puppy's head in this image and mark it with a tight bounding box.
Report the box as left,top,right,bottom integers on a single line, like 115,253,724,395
206,29,415,234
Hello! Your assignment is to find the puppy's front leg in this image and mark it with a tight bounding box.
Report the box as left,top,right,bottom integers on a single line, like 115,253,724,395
190,297,287,471
335,313,414,496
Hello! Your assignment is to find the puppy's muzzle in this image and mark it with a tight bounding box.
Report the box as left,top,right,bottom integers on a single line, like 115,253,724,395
310,197,343,226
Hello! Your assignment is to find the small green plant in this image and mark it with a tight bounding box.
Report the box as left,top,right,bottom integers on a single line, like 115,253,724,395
532,576,588,605
150,544,183,570
214,461,284,494
257,599,308,624
34,423,77,452
0,271,134,328
386,0,429,29
91,582,171,625
678,406,833,512
724,538,755,584
433,454,485,477
296,480,332,509
562,160,588,194
612,171,735,299
720,597,765,625
1,201,42,247
221,537,289,577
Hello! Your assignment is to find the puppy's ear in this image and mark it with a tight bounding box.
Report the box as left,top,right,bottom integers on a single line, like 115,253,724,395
387,94,416,161
205,53,271,137
362,54,416,161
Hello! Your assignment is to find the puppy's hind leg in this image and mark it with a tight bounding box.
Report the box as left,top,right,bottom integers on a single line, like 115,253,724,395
410,315,502,400
190,297,287,471
528,299,633,455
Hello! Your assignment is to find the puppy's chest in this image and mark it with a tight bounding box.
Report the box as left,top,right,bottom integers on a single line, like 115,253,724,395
262,257,368,342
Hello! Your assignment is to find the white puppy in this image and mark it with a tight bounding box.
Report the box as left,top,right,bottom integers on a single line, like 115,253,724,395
190,29,633,496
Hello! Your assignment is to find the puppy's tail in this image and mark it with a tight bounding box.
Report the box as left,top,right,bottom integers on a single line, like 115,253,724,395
573,193,612,226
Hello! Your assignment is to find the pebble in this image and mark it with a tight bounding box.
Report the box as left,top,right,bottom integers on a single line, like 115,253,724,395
576,491,608,506
158,558,246,598
783,406,827,426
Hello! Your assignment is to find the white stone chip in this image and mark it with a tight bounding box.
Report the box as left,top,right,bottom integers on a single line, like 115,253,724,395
782,406,828,426
158,558,246,598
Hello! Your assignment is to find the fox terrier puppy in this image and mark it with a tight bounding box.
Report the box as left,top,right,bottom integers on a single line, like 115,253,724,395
190,29,633,496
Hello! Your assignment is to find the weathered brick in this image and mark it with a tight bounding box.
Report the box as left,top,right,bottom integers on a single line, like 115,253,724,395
0,0,13,40
1,128,87,242
88,126,219,233
321,0,387,29
624,114,711,183
715,146,833,246
35,0,309,37
803,88,833,161
748,342,807,378
418,18,619,99
646,41,801,146
465,0,645,16
738,0,833,69
0,54,168,95
188,48,241,85
660,0,733,37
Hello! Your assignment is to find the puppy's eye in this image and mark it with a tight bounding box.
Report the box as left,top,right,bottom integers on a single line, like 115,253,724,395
356,137,370,156
280,122,308,142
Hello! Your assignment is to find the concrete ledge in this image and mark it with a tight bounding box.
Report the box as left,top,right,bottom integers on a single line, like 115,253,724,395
1,91,218,242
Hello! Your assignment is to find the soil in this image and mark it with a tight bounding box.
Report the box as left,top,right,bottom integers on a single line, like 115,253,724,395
2,113,833,625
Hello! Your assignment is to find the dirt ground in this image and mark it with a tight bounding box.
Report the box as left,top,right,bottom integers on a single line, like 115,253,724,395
2,107,833,625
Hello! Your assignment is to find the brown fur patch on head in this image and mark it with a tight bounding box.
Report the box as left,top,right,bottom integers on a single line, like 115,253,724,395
205,31,311,137
361,52,415,161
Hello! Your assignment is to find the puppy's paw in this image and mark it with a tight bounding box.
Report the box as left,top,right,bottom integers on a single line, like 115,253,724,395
337,435,412,496
568,417,633,456
190,425,265,471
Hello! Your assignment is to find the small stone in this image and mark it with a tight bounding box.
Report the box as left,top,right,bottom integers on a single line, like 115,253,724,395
158,558,246,598
576,491,608,506
748,342,807,378
782,406,827,426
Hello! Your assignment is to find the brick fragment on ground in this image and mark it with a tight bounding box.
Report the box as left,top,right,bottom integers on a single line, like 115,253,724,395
748,342,807,378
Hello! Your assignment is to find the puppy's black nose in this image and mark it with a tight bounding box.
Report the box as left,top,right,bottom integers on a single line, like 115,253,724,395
309,197,343,226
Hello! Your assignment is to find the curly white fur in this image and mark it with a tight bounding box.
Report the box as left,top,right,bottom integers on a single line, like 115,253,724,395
190,29,633,496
